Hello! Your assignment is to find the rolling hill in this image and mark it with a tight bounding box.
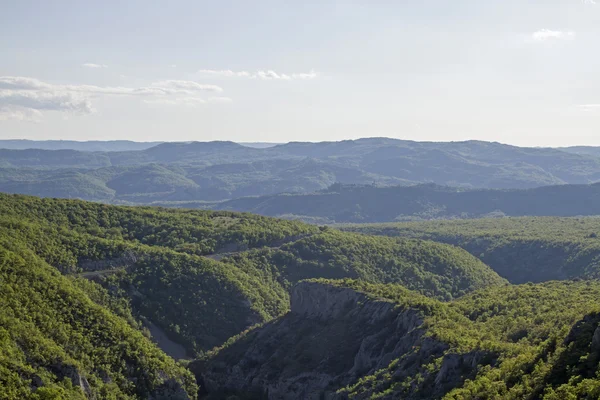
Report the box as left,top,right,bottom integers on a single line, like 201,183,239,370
4,193,600,398
0,193,504,359
2,139,600,204
342,217,600,284
211,182,600,223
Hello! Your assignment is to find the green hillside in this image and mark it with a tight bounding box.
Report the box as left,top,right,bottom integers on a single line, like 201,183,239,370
196,279,600,399
341,217,600,283
5,192,600,399
222,229,506,301
0,193,503,361
0,233,197,399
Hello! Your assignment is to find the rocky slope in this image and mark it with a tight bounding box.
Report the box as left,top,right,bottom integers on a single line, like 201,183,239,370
193,279,600,400
192,281,488,399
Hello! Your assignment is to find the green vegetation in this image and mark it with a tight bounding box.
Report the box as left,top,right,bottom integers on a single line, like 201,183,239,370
0,235,197,399
0,193,503,362
5,188,600,399
342,217,600,283
0,193,317,356
222,229,507,301
199,279,600,399
339,279,600,399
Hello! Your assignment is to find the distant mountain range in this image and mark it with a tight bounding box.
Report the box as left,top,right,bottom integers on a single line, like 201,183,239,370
0,139,280,152
0,139,163,152
1,138,600,205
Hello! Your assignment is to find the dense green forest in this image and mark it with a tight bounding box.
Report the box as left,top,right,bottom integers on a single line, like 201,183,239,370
196,279,600,399
220,229,506,301
0,192,509,398
3,138,600,204
0,232,198,399
342,217,600,283
5,191,600,398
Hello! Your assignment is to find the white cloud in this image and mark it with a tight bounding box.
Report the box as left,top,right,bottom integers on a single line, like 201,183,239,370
198,69,253,78
82,63,108,68
0,90,93,114
290,70,318,80
144,96,232,106
207,96,233,103
197,68,318,80
0,76,226,120
143,97,207,106
578,104,600,111
151,80,223,93
532,29,575,41
0,76,53,90
256,70,291,80
583,0,596,5
0,106,43,122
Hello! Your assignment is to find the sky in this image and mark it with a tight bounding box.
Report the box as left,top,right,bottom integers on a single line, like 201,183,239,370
1,0,600,147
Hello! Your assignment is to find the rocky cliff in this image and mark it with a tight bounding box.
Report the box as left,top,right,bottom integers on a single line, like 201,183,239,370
192,281,491,399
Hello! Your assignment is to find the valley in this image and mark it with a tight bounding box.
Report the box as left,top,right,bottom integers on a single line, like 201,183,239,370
3,140,600,399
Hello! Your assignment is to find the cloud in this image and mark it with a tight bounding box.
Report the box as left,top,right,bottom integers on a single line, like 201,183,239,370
198,69,252,78
289,70,318,80
0,106,43,122
0,90,93,114
583,0,596,5
532,29,575,41
207,96,233,103
143,97,207,106
197,68,318,80
144,96,232,107
577,104,600,111
0,76,53,90
151,80,222,93
82,63,108,68
0,76,226,120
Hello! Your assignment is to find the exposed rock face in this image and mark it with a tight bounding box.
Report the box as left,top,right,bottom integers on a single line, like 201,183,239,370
592,325,600,354
149,378,190,400
193,281,488,400
48,362,93,399
78,250,138,272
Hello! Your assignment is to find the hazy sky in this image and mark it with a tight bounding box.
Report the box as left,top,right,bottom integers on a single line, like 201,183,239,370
1,0,600,146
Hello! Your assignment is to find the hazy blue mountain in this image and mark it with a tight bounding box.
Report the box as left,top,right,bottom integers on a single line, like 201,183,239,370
559,146,600,157
0,139,163,152
238,142,281,148
1,138,600,203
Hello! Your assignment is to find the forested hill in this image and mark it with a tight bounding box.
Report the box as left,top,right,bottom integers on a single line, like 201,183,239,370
342,217,600,284
6,193,600,398
0,193,507,397
213,182,600,223
2,138,600,203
